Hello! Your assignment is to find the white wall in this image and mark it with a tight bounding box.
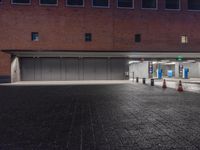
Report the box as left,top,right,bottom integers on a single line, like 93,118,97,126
129,61,149,79
175,62,200,78
183,62,200,78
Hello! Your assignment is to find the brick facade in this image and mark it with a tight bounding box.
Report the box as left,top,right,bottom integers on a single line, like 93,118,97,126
0,0,200,77
0,52,10,75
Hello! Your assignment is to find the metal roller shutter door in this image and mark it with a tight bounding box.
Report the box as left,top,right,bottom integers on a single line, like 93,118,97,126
20,58,128,81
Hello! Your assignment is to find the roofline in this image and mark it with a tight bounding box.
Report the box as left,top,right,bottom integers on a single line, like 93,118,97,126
1,50,200,59
1,49,200,53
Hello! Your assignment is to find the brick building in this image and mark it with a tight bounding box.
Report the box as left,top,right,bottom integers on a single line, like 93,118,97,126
0,0,200,82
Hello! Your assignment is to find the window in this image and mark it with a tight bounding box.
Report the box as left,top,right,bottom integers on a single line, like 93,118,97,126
135,34,141,43
40,0,57,5
32,32,39,41
93,0,109,7
165,0,180,10
85,33,92,42
12,0,30,4
188,0,200,10
118,0,133,8
181,35,188,44
67,0,84,6
142,0,157,9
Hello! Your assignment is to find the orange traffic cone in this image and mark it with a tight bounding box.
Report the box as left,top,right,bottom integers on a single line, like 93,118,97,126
177,80,183,92
162,79,167,89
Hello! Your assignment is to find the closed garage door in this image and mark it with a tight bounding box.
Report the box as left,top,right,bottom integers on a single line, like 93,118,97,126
20,57,128,81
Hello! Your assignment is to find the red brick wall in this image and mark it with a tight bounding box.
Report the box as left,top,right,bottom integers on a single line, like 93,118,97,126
0,0,200,53
0,51,10,75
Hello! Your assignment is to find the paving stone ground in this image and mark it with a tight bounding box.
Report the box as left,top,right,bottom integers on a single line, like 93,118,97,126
0,83,200,150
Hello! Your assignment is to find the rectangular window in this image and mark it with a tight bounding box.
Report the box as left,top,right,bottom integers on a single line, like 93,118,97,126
40,0,57,5
118,0,133,8
181,35,188,44
32,32,39,41
85,33,92,42
188,0,200,10
142,0,157,9
165,0,180,9
67,0,84,6
135,34,141,43
93,0,109,7
12,0,30,4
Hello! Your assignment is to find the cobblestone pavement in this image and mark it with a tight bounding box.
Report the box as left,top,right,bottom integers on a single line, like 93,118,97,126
0,83,200,150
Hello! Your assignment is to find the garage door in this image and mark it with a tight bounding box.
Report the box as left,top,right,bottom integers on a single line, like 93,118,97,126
20,58,128,81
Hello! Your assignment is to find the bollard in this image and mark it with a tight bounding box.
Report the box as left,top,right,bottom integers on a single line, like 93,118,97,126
136,77,139,83
151,78,154,86
143,78,146,84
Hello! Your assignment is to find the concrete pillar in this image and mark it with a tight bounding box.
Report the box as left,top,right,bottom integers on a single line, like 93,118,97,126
11,56,21,82
175,62,180,78
198,63,200,77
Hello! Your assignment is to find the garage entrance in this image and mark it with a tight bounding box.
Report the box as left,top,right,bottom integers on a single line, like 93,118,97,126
20,57,128,81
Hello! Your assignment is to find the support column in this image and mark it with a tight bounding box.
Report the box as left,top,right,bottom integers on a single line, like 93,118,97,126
11,56,21,83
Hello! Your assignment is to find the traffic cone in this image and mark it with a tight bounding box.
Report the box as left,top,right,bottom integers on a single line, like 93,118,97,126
177,80,183,92
162,79,167,89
